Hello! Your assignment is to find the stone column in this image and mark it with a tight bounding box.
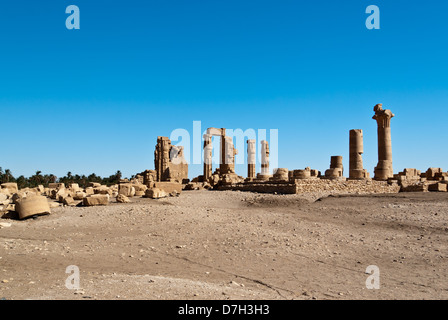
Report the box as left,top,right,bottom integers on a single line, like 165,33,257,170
349,129,369,179
219,128,227,174
260,140,270,176
155,136,171,182
247,139,256,179
325,156,344,179
373,104,395,180
330,156,343,172
203,134,213,180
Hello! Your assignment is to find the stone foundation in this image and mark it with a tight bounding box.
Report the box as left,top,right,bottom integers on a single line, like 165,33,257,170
218,179,400,195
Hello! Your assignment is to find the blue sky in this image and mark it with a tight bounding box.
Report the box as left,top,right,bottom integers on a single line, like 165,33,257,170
1,0,447,179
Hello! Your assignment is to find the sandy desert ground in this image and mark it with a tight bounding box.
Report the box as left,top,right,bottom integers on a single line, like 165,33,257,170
1,190,447,300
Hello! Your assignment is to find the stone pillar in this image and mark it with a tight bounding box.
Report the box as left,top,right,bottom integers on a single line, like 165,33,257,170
349,129,369,179
325,156,344,179
330,156,343,171
247,139,256,179
219,128,226,174
203,134,213,180
373,104,395,180
260,140,270,175
155,136,171,182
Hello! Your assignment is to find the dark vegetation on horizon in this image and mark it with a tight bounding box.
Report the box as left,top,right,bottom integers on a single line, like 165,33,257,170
0,167,126,189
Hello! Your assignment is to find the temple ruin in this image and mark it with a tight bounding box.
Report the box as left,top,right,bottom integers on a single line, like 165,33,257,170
183,104,446,195
2,103,446,220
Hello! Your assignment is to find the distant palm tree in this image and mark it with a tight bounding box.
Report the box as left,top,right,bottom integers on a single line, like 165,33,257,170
4,169,12,182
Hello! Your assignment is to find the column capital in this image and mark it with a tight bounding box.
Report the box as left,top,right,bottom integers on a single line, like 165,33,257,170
373,104,395,127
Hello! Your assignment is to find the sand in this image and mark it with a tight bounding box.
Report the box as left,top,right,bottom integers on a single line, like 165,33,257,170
1,190,447,300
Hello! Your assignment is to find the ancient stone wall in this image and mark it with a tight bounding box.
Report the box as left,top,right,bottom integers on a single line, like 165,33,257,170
218,179,400,195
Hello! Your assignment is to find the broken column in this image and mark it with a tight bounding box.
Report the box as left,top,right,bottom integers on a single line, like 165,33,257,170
247,139,256,179
273,168,289,181
325,156,344,179
373,104,395,180
349,129,369,180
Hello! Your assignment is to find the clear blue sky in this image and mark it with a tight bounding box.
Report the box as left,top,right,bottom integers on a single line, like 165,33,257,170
1,0,447,179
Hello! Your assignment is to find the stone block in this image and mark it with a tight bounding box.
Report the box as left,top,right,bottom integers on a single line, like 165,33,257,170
133,184,148,197
145,188,167,199
48,183,65,190
153,182,182,194
1,183,18,194
83,194,109,206
15,196,51,220
428,183,447,192
73,191,86,200
85,187,95,195
70,183,80,191
63,196,76,206
118,184,136,197
89,182,102,188
426,168,443,180
116,194,131,203
94,186,113,195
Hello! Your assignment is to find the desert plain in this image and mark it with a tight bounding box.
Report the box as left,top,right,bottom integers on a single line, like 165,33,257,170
1,190,447,300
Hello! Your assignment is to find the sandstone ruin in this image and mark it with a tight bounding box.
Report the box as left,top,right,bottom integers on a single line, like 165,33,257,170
154,136,188,183
183,105,446,195
1,104,446,221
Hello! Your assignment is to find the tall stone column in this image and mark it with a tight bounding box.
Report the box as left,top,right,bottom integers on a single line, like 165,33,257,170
203,134,213,180
349,129,369,179
247,139,256,179
219,128,227,174
260,140,270,176
373,104,395,180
